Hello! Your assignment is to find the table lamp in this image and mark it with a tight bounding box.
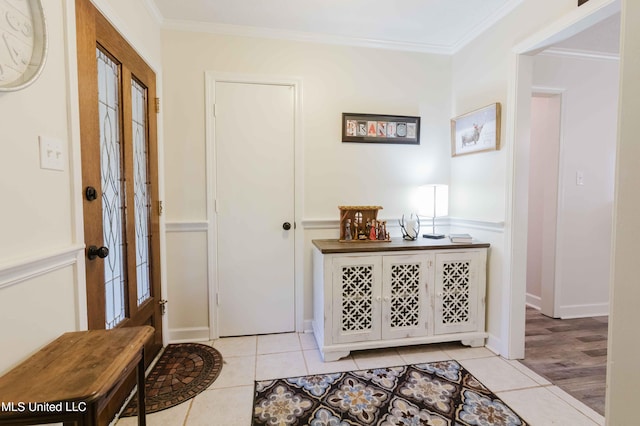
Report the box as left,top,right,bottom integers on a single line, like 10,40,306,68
418,184,448,239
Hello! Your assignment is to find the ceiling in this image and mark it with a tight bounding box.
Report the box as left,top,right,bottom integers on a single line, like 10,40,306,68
150,0,524,53
150,0,620,56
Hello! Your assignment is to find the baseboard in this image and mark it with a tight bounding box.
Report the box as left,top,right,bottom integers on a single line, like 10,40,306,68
167,327,211,343
484,333,503,357
526,293,542,310
303,319,314,334
558,303,609,319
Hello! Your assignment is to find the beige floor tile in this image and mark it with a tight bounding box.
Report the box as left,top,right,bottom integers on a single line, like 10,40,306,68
443,345,496,360
351,348,404,370
209,355,256,389
303,349,357,375
257,333,301,354
299,332,318,350
256,351,307,380
186,386,254,426
115,399,191,425
509,359,552,386
396,345,451,365
459,356,539,393
212,335,257,357
498,387,600,426
546,386,605,425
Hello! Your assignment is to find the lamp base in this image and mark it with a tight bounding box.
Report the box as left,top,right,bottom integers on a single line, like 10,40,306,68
423,233,445,239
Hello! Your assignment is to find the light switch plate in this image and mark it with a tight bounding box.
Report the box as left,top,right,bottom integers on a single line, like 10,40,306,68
39,136,65,171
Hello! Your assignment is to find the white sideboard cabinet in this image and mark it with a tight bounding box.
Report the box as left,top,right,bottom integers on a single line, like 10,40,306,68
312,239,489,361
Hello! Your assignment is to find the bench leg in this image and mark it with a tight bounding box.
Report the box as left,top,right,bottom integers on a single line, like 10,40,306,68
137,348,146,426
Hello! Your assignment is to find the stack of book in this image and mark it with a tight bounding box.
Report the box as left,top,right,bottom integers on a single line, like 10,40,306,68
449,233,473,243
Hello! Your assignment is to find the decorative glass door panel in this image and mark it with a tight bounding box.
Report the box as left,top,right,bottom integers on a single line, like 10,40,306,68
434,252,479,334
131,78,151,307
333,256,382,344
97,48,127,329
382,255,429,339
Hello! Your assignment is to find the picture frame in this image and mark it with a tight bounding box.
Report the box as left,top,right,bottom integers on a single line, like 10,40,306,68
342,113,420,145
450,102,501,157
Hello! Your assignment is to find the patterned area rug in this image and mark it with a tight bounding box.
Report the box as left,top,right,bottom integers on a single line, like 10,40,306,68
121,343,223,417
253,360,528,425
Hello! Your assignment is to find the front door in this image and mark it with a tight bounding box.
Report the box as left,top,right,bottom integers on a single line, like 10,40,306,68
76,0,162,360
214,81,296,336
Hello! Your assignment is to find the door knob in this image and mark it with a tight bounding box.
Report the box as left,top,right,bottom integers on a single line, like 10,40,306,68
282,222,291,231
87,245,109,260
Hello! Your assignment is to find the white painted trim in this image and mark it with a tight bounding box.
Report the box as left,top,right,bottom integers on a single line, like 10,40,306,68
506,0,619,360
163,20,452,55
205,72,305,339
161,0,525,55
165,221,209,233
447,218,505,233
558,303,609,319
513,0,620,55
303,319,314,334
167,327,211,343
301,219,339,230
451,0,525,53
484,335,503,357
526,293,542,310
0,244,85,290
541,47,619,61
142,0,164,25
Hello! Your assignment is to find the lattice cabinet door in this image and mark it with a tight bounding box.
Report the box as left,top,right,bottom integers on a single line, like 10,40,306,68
433,251,483,335
332,256,383,344
381,255,430,340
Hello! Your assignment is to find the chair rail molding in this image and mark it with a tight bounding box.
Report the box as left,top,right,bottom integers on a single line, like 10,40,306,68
165,220,209,233
0,244,85,290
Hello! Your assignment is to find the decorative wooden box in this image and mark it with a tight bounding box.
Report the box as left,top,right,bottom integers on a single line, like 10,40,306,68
338,205,390,242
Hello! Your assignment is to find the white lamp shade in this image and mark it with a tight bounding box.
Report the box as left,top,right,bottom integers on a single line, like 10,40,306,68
418,184,448,218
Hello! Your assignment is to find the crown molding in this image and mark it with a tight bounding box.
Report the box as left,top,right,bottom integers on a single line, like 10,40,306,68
540,47,619,61
143,0,164,25
162,19,453,55
451,0,525,53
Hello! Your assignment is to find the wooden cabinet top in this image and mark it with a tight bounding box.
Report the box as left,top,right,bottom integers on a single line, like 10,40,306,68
312,238,490,254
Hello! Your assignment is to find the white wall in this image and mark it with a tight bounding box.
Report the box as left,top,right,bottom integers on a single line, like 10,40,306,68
450,0,579,356
531,53,618,318
160,30,453,339
0,0,162,374
526,94,561,310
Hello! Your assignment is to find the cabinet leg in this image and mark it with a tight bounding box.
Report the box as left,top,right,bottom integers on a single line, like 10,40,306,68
321,350,351,362
461,338,485,348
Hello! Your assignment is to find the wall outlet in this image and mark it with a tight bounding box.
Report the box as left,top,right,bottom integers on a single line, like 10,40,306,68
576,170,585,186
39,136,65,171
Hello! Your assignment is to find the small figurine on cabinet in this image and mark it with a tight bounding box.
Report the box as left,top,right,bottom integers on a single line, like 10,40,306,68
344,219,352,240
338,206,390,242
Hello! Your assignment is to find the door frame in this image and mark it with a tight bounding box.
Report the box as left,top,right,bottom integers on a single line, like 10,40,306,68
205,72,304,339
504,0,619,359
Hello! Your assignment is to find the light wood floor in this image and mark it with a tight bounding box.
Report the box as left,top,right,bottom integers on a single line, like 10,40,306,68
519,307,608,415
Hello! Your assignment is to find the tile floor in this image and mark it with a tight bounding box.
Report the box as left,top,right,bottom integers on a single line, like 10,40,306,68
115,333,605,426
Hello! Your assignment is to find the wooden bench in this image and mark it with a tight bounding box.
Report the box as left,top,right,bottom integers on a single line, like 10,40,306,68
0,326,153,426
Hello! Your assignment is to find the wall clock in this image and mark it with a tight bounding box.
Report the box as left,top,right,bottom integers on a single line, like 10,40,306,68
0,0,47,92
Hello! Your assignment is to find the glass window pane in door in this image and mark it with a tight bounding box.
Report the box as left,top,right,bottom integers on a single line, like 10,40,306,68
132,78,151,306
97,48,126,329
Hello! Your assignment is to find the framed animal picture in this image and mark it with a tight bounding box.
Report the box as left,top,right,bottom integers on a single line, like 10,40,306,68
451,103,501,157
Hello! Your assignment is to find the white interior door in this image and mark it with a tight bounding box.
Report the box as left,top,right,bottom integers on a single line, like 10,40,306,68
215,81,295,336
